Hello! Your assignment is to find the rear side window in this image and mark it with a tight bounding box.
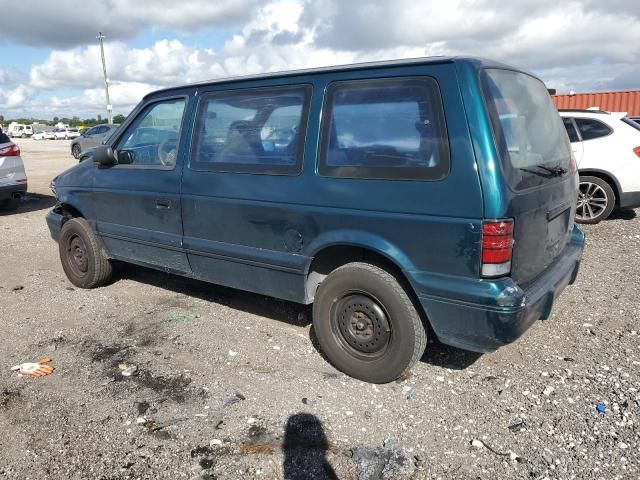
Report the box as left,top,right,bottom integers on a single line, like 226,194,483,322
575,118,612,141
562,118,580,142
318,77,450,180
191,85,311,175
481,69,572,191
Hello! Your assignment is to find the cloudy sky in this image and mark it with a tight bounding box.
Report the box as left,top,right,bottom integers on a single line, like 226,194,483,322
0,0,639,119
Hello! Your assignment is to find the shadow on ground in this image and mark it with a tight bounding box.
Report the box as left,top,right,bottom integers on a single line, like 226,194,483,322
0,192,56,216
117,263,481,372
282,413,337,480
608,207,637,221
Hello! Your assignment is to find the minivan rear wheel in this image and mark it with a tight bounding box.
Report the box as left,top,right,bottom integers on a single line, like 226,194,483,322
59,217,112,288
313,262,427,383
576,176,615,224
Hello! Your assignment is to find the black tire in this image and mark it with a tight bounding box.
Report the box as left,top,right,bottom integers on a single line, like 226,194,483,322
576,175,615,224
59,217,112,288
0,197,20,211
72,144,81,159
313,262,427,383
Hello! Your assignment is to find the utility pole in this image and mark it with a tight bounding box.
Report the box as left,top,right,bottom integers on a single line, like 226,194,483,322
97,32,112,124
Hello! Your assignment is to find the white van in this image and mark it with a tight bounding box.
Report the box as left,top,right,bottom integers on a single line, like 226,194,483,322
8,123,33,138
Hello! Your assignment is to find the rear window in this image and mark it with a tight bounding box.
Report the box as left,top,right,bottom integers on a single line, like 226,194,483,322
481,69,572,191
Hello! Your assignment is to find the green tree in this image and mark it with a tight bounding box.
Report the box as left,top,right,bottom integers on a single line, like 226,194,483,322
113,114,126,124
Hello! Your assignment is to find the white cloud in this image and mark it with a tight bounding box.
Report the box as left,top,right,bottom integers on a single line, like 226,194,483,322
2,0,640,118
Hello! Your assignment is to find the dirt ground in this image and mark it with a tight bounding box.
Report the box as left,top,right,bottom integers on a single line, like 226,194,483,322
1,138,639,479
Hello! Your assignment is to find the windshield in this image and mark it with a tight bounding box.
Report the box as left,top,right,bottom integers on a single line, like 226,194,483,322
481,69,572,190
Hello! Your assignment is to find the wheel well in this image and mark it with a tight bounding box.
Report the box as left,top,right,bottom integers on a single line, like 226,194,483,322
306,245,413,302
306,245,433,336
579,170,621,206
59,203,83,222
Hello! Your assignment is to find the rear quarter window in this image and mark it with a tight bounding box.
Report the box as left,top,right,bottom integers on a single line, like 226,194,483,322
318,77,450,181
574,118,612,141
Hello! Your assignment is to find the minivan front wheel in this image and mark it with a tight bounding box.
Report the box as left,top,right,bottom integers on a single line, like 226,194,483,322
71,144,81,159
313,262,427,383
59,218,112,288
576,176,615,224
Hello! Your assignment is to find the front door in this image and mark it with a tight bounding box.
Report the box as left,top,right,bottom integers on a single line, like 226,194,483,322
93,96,191,273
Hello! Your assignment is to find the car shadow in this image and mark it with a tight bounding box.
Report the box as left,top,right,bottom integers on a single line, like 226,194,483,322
0,192,56,216
117,264,482,372
115,263,312,328
608,207,637,221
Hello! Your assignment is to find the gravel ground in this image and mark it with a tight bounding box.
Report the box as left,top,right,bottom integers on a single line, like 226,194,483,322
1,138,639,479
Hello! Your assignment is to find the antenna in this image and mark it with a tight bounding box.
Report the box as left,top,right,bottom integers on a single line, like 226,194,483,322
97,32,112,124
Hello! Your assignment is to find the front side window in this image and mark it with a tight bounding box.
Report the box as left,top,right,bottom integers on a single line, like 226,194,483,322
574,118,612,141
318,77,449,180
481,69,572,191
115,98,186,168
191,85,310,175
562,118,580,143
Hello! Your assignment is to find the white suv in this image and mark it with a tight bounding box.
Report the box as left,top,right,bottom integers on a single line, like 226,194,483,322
559,109,640,224
53,128,81,140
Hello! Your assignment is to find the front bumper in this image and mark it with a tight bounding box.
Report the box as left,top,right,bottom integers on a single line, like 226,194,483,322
0,182,27,200
46,209,64,242
416,226,585,352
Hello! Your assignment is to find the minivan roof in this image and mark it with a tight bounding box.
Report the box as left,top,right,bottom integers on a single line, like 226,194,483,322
144,56,517,99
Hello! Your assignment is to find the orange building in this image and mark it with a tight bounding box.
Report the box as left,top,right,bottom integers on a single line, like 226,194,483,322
552,90,640,116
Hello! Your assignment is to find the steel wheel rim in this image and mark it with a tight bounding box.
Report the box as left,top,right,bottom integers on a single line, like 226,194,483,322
330,293,391,359
577,182,608,220
66,234,89,277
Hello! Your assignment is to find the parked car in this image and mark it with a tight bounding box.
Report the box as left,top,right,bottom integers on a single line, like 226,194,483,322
46,57,585,383
0,140,27,211
53,128,81,140
559,109,640,223
70,124,119,159
33,130,55,140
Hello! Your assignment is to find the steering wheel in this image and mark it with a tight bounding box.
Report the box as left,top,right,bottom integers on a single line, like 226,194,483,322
158,140,177,166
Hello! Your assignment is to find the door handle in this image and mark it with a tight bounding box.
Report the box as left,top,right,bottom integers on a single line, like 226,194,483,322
155,199,172,209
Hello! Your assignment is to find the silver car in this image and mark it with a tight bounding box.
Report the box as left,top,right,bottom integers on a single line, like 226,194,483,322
0,141,28,211
70,124,119,159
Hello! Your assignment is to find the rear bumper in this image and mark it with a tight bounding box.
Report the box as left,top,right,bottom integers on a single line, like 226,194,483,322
416,226,585,352
619,191,640,209
46,209,64,242
0,183,27,200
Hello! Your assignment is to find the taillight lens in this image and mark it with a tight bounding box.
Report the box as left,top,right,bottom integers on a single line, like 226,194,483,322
633,146,640,158
0,144,20,156
481,219,514,278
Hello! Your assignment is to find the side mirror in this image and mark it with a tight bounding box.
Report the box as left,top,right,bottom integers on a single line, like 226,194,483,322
93,146,117,166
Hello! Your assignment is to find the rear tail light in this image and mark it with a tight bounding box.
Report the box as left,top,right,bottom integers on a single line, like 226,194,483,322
481,219,514,278
633,146,640,158
0,144,20,157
